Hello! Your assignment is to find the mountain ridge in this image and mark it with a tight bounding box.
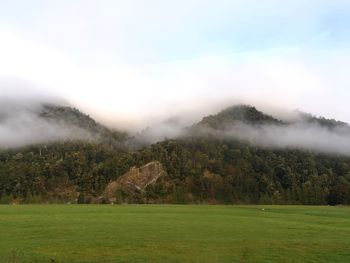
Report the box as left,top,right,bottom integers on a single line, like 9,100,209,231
1,102,350,205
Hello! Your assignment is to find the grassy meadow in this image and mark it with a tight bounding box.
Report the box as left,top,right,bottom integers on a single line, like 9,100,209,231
0,205,350,262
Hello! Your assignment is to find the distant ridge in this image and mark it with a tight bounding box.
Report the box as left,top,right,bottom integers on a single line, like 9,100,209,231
1,102,350,205
197,105,282,129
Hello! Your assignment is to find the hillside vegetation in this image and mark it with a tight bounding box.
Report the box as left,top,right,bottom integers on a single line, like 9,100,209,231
1,104,350,205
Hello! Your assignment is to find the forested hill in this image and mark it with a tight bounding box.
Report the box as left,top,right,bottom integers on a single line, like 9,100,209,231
196,105,350,130
0,101,129,148
197,105,282,129
39,104,129,145
1,104,350,205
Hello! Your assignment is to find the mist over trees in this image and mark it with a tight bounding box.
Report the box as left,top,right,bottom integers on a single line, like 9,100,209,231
1,104,350,205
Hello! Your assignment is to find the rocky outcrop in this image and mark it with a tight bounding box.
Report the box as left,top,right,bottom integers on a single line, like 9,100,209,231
104,161,168,203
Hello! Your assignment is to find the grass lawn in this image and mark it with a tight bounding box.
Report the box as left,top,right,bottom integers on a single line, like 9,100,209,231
0,205,350,262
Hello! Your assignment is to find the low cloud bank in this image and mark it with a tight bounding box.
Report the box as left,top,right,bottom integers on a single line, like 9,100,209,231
129,107,350,157
212,122,350,156
134,122,186,145
2,94,350,157
0,99,94,148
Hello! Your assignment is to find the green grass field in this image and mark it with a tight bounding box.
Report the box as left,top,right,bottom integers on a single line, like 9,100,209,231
1,205,350,263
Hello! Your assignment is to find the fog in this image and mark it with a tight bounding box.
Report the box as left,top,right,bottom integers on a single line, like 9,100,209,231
201,121,350,156
134,118,187,145
131,105,350,156
1,80,350,157
0,98,96,149
2,95,350,158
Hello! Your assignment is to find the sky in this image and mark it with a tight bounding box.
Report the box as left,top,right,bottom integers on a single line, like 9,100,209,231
1,0,350,130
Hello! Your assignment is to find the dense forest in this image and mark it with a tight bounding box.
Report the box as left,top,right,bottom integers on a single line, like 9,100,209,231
1,104,350,205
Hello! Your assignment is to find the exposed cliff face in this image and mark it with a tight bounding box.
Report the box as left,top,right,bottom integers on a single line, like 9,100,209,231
105,161,169,203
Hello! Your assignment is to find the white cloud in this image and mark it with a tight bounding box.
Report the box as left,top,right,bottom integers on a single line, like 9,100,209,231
1,0,350,129
1,28,350,130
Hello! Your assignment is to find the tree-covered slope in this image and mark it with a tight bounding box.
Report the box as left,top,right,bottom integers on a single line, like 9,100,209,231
40,104,129,145
197,105,282,129
1,104,350,205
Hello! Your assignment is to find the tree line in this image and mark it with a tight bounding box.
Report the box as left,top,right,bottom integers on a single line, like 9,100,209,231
1,135,350,205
